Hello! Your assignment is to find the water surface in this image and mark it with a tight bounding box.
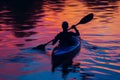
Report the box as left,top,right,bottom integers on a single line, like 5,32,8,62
0,0,120,80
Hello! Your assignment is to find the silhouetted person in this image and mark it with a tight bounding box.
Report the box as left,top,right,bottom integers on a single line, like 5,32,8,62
52,21,80,47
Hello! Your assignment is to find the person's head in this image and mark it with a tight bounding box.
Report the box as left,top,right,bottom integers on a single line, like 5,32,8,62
62,21,68,32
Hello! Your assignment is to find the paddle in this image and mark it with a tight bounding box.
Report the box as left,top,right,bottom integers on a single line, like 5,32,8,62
33,13,94,51
68,13,94,30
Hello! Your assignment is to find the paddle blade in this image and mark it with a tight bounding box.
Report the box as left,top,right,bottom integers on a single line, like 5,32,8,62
33,44,46,51
77,13,94,25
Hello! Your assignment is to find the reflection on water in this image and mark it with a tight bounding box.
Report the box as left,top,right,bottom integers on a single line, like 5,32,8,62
0,0,120,80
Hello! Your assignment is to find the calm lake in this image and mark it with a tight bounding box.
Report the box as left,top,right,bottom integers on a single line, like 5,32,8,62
0,0,120,80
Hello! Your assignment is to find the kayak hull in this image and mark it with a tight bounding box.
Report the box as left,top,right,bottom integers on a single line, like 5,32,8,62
51,36,81,71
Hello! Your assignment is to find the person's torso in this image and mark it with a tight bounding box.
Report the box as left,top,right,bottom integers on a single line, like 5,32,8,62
58,32,75,46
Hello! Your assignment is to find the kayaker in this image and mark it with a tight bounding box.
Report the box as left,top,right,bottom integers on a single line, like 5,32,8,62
52,21,80,47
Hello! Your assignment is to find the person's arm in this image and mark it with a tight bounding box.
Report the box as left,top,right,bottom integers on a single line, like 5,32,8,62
71,25,80,36
52,33,60,45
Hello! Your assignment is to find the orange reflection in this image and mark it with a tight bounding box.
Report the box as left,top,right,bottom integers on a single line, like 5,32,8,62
90,70,107,75
92,58,120,67
93,66,120,73
0,0,120,80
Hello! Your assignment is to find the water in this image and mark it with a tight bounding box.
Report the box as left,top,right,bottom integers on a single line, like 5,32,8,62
0,0,120,80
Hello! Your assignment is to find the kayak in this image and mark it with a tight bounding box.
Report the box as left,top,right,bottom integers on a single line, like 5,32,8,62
51,36,81,72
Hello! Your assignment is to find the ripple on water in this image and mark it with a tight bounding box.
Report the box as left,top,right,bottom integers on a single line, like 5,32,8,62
0,0,120,80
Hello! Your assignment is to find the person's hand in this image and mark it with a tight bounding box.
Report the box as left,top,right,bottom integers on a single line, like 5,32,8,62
71,25,76,29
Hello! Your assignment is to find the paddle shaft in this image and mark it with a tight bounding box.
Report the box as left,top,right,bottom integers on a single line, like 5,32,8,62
68,23,80,30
